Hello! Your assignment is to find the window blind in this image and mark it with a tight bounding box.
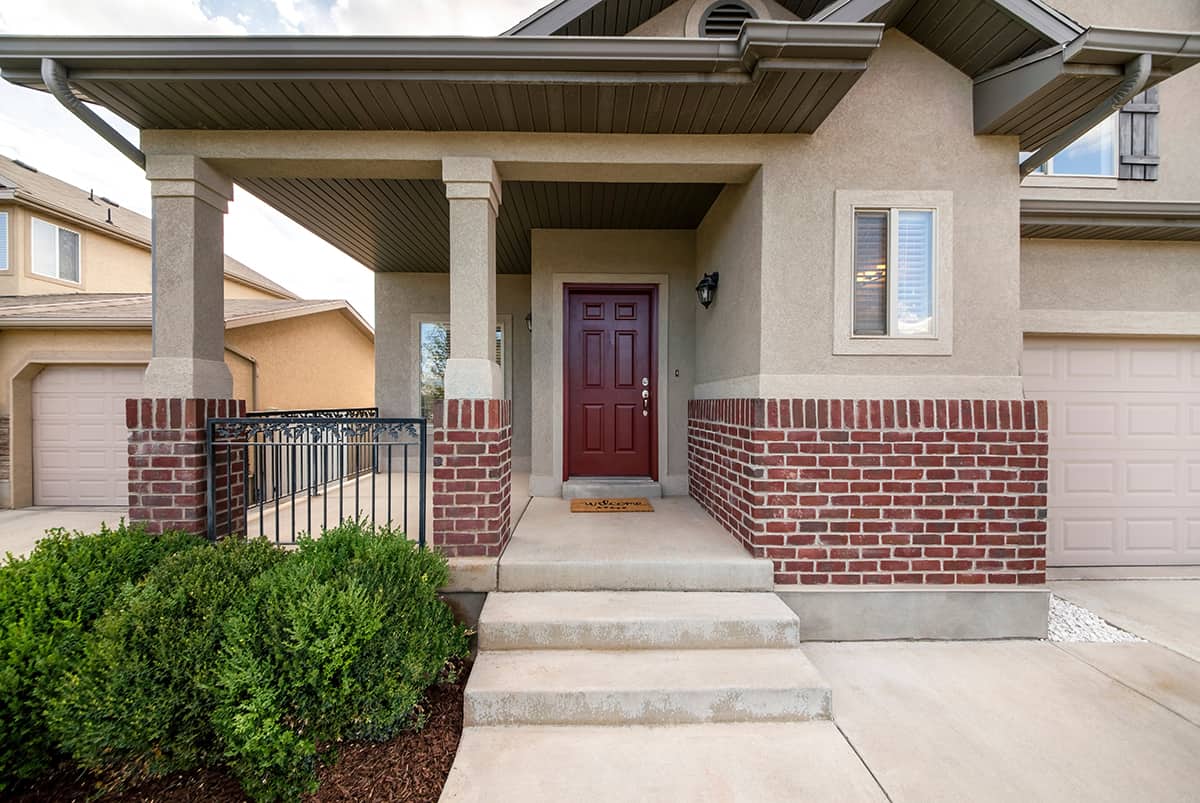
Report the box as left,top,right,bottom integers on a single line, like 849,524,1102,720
894,210,933,336
853,211,888,336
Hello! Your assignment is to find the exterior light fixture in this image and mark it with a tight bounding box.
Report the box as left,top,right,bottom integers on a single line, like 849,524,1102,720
695,272,720,308
525,312,533,332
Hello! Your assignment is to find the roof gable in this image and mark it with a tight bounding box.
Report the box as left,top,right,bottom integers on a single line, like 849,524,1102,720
506,0,826,36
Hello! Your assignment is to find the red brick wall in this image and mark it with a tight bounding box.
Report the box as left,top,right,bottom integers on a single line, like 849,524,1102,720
433,399,512,558
127,398,246,537
688,399,1048,586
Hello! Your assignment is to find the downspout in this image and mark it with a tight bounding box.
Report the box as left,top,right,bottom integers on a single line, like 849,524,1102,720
40,58,146,169
224,346,259,411
1019,52,1151,178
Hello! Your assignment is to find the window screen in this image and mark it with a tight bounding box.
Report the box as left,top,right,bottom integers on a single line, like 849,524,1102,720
0,212,8,270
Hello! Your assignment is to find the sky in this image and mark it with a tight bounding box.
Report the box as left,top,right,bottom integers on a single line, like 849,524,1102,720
0,0,549,324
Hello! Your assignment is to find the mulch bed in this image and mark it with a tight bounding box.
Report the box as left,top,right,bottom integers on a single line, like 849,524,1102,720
12,662,470,803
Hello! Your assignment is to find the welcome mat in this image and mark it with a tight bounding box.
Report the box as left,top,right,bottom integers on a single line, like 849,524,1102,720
570,498,655,513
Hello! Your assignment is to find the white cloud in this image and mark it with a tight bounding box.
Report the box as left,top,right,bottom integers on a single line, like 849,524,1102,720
0,0,246,35
330,0,545,36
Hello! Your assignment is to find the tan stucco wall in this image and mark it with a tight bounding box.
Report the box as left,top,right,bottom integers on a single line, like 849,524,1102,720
0,312,371,507
224,310,375,412
1020,239,1200,336
530,229,696,496
374,272,532,466
1022,0,1200,205
0,203,283,299
746,30,1023,398
695,175,762,390
629,0,800,37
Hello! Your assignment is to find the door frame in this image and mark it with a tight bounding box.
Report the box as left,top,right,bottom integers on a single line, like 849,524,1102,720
562,282,659,482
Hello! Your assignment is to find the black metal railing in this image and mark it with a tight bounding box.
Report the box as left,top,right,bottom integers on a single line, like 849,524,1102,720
205,412,427,547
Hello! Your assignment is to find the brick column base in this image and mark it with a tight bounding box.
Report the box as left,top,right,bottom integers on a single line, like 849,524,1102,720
127,398,247,537
433,399,512,557
688,399,1049,586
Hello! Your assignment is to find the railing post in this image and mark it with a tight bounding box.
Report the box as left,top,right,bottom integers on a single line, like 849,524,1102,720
419,418,427,550
205,419,217,542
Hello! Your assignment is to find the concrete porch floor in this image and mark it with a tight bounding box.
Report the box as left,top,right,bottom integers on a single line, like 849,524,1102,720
496,496,774,591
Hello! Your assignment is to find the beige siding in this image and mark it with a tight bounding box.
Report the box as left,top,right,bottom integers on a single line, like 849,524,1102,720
224,310,375,412
223,279,288,300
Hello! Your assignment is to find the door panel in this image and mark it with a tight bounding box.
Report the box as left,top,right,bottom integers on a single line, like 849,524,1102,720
1023,337,1200,567
566,287,655,478
33,364,145,506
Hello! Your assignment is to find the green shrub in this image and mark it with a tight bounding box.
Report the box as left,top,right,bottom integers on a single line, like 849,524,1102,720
0,524,203,788
52,537,287,784
214,522,468,802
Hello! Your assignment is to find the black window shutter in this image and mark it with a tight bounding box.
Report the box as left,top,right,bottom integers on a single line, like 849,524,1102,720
1118,87,1160,181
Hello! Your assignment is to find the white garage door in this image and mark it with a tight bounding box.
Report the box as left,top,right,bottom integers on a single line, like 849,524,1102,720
1023,337,1200,567
33,365,145,506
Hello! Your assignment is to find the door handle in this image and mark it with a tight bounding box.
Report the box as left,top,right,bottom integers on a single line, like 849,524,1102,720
642,389,650,416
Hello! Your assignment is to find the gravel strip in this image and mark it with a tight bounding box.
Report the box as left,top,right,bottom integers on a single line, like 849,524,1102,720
1047,594,1144,643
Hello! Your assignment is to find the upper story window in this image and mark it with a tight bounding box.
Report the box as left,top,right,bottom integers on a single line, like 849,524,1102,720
0,212,9,271
834,191,954,357
700,1,756,37
31,217,81,283
1024,115,1117,177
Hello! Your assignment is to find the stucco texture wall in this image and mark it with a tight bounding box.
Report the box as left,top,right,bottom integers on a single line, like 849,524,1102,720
530,228,696,495
224,310,375,412
1021,239,1200,314
374,272,532,464
746,30,1023,398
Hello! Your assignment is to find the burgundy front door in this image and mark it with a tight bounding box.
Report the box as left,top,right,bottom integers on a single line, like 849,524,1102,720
565,286,656,479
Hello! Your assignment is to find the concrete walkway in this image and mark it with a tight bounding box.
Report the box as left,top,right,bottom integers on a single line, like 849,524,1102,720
0,507,127,558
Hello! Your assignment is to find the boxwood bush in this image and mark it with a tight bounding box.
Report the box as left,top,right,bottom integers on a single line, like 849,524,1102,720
0,524,203,788
213,523,469,802
52,537,288,784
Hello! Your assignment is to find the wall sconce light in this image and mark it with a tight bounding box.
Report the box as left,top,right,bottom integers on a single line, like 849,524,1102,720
525,312,533,332
695,272,720,309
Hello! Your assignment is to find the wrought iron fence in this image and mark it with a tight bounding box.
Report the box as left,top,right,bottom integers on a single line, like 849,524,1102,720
205,411,427,547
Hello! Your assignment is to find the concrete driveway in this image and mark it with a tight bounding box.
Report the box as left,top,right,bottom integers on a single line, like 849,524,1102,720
0,507,126,559
804,578,1200,803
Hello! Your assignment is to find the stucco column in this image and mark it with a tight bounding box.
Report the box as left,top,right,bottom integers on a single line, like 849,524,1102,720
142,155,235,398
442,157,502,399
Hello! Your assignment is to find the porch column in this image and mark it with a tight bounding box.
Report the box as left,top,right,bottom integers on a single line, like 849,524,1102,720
128,155,245,537
433,158,511,558
442,157,502,399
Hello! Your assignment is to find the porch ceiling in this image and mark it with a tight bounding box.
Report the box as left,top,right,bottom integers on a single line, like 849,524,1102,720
0,23,883,135
237,178,725,274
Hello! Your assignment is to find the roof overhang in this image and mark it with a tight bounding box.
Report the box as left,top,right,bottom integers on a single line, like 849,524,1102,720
0,23,883,135
975,27,1200,151
1021,198,1200,241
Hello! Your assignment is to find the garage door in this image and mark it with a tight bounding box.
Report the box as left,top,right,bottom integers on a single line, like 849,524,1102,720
1023,337,1200,567
33,365,145,506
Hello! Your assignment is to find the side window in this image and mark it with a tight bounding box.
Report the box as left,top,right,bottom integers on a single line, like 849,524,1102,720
0,211,8,270
1023,115,1117,177
835,191,953,356
31,217,81,283
419,320,506,420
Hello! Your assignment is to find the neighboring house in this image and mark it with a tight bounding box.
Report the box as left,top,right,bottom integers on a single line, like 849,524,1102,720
0,0,1196,586
0,156,375,508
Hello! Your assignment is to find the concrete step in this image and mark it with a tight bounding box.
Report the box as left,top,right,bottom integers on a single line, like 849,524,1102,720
441,723,888,802
463,648,832,726
499,554,775,592
477,591,801,651
561,477,662,500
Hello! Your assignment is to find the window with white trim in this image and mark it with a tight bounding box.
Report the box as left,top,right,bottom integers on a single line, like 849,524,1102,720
834,190,953,357
0,212,9,270
31,217,81,283
418,320,507,420
1021,114,1117,177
